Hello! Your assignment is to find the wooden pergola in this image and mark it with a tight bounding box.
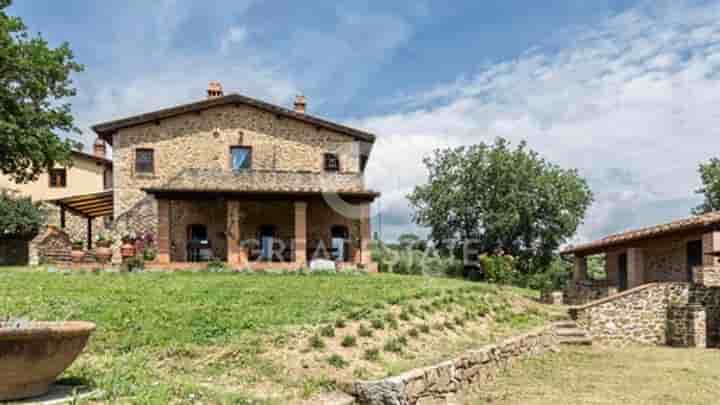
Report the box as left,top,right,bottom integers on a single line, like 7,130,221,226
47,190,113,249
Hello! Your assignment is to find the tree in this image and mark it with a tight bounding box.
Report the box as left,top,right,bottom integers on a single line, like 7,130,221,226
397,233,427,251
0,0,83,183
408,137,593,273
693,158,720,214
0,190,45,238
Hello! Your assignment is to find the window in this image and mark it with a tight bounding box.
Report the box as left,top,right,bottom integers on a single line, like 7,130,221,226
103,169,113,190
324,153,340,172
135,149,154,174
360,154,369,172
230,146,252,171
49,169,67,188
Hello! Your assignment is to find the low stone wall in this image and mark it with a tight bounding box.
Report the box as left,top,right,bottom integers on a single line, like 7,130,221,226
667,303,707,348
348,326,556,405
564,281,618,305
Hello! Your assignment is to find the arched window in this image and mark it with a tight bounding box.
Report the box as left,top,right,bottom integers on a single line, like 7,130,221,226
330,225,349,261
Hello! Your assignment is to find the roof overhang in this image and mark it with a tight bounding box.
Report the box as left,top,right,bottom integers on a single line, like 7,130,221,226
46,190,114,218
92,93,377,145
142,188,380,203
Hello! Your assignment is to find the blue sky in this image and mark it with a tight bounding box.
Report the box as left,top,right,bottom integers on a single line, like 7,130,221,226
10,0,720,242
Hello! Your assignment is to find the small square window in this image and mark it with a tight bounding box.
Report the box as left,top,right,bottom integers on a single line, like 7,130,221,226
135,149,154,174
230,146,252,171
49,169,67,188
324,153,340,172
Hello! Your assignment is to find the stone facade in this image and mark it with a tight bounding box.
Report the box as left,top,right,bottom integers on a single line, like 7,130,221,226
348,326,557,405
28,226,72,265
694,265,720,287
570,282,720,347
103,97,376,268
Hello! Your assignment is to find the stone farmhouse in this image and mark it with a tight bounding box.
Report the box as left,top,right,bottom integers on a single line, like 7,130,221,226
562,212,720,348
40,82,379,271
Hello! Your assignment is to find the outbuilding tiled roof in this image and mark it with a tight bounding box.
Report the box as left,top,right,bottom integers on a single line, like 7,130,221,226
561,211,720,255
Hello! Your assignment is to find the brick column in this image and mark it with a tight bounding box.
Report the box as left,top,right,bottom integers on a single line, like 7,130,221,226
572,256,587,283
157,199,171,264
227,201,245,267
359,203,372,266
294,201,307,267
627,247,645,288
703,231,720,267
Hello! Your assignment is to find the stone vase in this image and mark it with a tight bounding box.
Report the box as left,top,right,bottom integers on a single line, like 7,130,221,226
0,321,95,401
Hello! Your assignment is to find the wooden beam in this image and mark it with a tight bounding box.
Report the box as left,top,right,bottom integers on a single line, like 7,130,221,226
67,197,113,209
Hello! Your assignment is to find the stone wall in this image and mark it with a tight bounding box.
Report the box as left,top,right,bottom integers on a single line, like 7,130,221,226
563,281,618,306
348,326,557,405
667,303,707,348
694,265,720,287
28,226,72,265
570,282,720,346
112,103,372,232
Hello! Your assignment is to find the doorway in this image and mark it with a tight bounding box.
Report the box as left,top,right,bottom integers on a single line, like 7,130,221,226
618,252,628,291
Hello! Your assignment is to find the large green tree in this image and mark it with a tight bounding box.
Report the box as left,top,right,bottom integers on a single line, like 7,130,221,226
408,137,593,273
693,158,720,215
0,0,83,183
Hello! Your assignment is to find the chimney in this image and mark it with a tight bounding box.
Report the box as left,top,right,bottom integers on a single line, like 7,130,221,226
207,81,224,98
93,138,107,159
294,94,307,114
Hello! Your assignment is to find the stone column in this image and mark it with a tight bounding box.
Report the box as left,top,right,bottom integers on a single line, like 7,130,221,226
156,199,171,264
627,247,645,288
703,231,720,267
294,201,308,267
226,200,245,268
688,304,707,348
572,256,588,283
359,203,372,267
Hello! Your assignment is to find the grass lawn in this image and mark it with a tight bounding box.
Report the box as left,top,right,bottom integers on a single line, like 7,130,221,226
471,346,720,404
0,267,551,404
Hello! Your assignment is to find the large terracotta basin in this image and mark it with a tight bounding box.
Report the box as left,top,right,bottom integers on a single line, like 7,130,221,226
0,321,96,401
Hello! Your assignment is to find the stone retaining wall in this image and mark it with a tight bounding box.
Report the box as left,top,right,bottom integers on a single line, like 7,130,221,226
569,282,720,346
348,326,557,405
667,303,707,348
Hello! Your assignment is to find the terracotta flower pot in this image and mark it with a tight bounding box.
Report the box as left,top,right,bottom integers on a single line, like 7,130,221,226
0,321,95,401
95,246,112,263
120,242,136,258
70,249,85,263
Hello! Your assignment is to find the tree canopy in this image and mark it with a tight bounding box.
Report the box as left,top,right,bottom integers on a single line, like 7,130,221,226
0,0,83,183
0,190,44,238
693,158,720,215
408,137,593,273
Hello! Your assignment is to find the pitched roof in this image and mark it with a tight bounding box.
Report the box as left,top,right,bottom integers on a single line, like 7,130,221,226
91,93,376,144
71,150,112,167
561,211,720,255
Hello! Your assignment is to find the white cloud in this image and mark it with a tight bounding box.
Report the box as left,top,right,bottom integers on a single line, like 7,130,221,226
359,0,720,242
220,26,248,54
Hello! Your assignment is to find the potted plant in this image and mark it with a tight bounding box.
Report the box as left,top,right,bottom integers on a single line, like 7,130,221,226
120,232,136,259
0,318,96,400
70,240,85,263
94,234,113,263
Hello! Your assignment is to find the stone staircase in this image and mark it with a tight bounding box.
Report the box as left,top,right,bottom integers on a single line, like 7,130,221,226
553,320,592,346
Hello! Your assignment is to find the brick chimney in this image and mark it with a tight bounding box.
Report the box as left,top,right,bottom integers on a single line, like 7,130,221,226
93,137,107,159
207,81,224,98
294,94,307,114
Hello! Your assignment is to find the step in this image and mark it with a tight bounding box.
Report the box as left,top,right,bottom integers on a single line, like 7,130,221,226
558,337,593,346
553,321,579,329
555,328,588,338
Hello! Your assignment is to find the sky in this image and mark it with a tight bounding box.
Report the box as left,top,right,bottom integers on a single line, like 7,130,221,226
9,0,720,243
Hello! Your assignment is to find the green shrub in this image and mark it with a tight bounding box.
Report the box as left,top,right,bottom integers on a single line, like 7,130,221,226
387,317,399,330
334,319,347,328
370,318,385,330
358,324,373,337
443,320,455,330
399,311,411,321
341,335,357,348
419,324,431,334
363,348,380,362
479,255,517,285
453,316,465,326
309,334,325,350
320,324,335,338
327,354,348,369
407,328,419,338
383,338,404,353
